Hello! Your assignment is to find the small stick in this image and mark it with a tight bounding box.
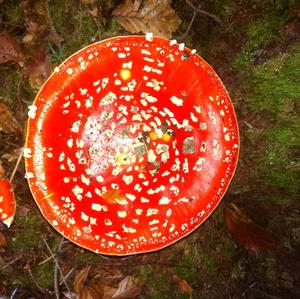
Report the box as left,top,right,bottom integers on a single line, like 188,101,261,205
9,148,24,183
59,267,75,286
9,287,18,299
28,268,46,293
54,253,60,299
185,0,221,24
0,256,21,270
42,237,71,296
54,237,65,299
44,0,63,48
38,253,57,265
180,8,197,40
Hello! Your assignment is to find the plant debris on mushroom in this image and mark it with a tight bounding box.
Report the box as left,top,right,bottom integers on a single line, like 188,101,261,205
25,35,239,255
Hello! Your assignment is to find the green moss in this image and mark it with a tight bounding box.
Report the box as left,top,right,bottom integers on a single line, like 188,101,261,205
137,265,177,299
243,44,300,195
261,123,300,192
74,250,103,264
248,44,300,113
103,18,123,39
175,250,198,282
0,65,35,111
32,262,54,289
221,240,236,257
138,264,154,281
233,12,288,70
0,0,24,31
8,211,45,252
49,0,99,56
201,251,218,275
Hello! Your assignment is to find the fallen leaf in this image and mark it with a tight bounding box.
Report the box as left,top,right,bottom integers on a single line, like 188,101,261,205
0,232,6,247
0,103,21,134
74,266,108,299
102,285,118,299
73,267,142,299
20,0,63,48
89,7,98,17
173,274,192,296
113,0,181,38
112,276,143,299
224,203,275,252
24,43,51,90
74,266,91,294
0,29,23,64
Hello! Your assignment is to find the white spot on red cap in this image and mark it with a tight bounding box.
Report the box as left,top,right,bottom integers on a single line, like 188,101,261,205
159,196,172,205
145,32,153,42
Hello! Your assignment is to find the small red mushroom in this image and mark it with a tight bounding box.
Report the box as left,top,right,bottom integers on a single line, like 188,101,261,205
25,35,239,255
0,178,16,228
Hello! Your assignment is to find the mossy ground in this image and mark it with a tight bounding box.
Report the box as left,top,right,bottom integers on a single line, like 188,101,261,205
0,0,299,298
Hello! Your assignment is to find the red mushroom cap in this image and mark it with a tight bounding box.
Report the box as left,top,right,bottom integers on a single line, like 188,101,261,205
25,36,239,255
0,178,16,228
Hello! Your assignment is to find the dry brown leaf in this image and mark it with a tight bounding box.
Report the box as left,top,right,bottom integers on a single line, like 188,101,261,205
224,203,275,252
112,276,143,299
0,29,23,64
89,7,98,17
103,285,118,299
74,266,111,299
173,274,193,296
0,103,21,134
24,43,51,90
113,0,181,38
20,0,63,48
0,232,6,247
74,266,91,293
73,267,142,299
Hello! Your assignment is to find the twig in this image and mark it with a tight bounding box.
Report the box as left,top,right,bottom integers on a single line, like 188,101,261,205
243,120,254,129
44,0,63,48
180,8,197,40
59,267,75,286
38,253,57,265
42,237,71,297
185,0,221,24
0,256,21,270
9,287,18,299
28,268,46,293
286,162,300,169
9,148,23,183
54,237,65,299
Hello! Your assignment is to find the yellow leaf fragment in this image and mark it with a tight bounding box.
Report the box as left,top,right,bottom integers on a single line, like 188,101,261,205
173,274,193,295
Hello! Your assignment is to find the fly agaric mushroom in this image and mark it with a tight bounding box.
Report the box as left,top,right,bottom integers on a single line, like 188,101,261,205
0,178,16,228
24,35,239,255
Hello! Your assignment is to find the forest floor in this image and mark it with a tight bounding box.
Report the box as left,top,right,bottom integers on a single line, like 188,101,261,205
0,0,299,298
